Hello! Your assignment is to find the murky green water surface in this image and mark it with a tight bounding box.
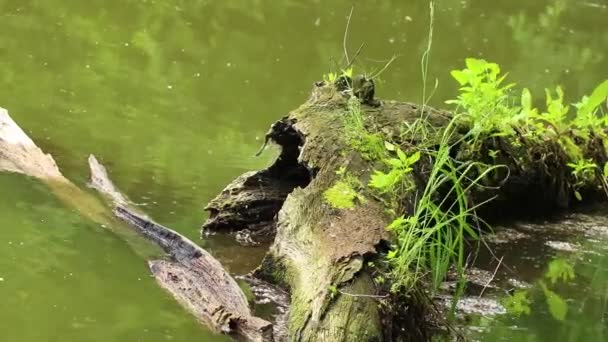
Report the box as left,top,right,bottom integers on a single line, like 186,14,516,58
1,0,607,340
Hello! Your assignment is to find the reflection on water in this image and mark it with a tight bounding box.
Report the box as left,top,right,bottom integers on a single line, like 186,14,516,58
0,174,226,341
465,207,608,341
1,0,607,340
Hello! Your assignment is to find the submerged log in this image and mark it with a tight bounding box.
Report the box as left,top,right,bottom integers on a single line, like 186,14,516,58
0,107,273,342
203,80,607,341
88,155,274,341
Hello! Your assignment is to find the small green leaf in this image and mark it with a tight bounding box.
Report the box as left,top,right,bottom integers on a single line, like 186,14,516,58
407,151,421,165
387,158,403,168
396,148,407,163
545,258,575,285
574,191,583,201
465,58,486,74
540,282,568,321
451,70,468,85
369,171,394,192
384,141,396,151
342,67,353,78
386,250,398,259
386,216,408,231
580,80,608,116
502,290,531,316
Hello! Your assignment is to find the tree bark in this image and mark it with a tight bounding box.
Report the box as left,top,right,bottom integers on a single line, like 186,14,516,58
88,155,274,341
203,85,450,341
202,82,607,341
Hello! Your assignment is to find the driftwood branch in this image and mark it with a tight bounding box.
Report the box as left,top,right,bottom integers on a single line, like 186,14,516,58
88,155,273,341
0,107,64,180
0,107,273,342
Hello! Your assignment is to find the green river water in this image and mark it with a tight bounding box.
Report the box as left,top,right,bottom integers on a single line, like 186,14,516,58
1,0,607,341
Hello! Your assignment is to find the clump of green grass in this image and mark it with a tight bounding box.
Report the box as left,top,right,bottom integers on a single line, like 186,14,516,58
343,97,386,161
382,118,501,293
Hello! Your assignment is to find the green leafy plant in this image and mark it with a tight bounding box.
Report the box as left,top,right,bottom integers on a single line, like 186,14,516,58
323,67,355,87
323,71,338,84
446,58,518,136
567,159,597,200
369,142,420,194
545,258,575,285
502,290,532,316
447,59,608,163
532,86,570,135
540,281,568,321
321,56,608,302
573,80,608,133
341,67,354,79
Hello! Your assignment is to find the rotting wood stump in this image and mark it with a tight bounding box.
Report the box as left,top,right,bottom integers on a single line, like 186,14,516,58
203,78,608,341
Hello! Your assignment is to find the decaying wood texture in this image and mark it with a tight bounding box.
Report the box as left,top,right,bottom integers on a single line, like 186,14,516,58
0,107,273,342
88,155,274,341
203,85,446,341
0,107,64,180
203,80,608,341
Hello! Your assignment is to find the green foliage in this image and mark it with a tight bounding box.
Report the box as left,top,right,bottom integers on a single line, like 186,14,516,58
369,143,420,194
545,258,575,285
540,281,569,321
573,80,608,131
567,159,597,200
342,67,354,79
323,71,338,84
447,59,608,158
385,59,608,295
385,121,496,292
446,58,518,136
501,257,575,323
534,86,570,135
502,290,532,316
324,57,608,300
323,67,354,85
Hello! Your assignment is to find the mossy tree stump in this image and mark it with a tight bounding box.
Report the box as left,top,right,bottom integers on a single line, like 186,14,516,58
203,80,607,341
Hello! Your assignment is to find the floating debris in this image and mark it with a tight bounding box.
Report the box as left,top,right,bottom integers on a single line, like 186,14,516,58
436,295,506,316
507,278,532,289
486,228,530,244
545,241,579,252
